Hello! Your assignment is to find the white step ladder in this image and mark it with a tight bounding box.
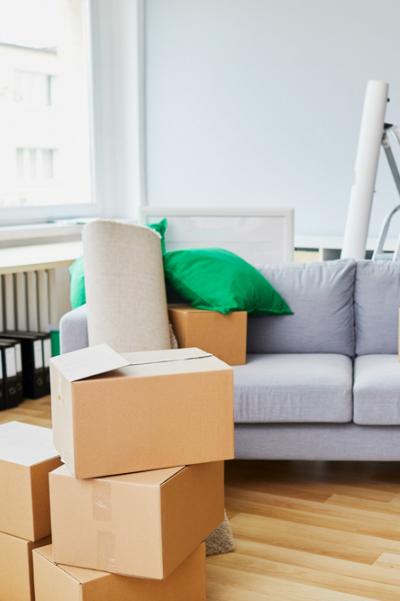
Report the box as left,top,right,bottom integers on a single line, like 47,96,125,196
372,123,400,261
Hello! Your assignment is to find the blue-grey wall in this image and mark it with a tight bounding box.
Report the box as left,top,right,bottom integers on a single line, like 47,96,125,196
145,0,400,238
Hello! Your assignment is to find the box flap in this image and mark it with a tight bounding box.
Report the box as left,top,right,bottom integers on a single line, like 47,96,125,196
169,305,247,316
108,466,184,486
54,464,184,487
34,545,108,584
169,305,209,314
50,344,129,382
0,422,59,466
122,347,212,367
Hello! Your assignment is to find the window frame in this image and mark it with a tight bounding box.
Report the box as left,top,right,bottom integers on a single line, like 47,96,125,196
0,0,145,228
0,0,100,226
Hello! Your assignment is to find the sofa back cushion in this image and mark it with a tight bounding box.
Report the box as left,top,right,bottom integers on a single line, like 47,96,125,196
355,260,400,355
247,259,356,356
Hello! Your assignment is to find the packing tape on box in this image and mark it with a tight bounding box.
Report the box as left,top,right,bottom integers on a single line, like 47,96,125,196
122,350,212,367
92,481,112,521
94,483,117,571
97,530,117,572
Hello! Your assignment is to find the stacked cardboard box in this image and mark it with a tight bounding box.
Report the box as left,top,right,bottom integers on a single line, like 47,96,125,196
42,343,234,599
0,421,61,601
33,544,206,601
169,305,248,365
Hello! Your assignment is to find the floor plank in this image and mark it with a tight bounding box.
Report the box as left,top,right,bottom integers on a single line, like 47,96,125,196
375,554,400,570
208,550,400,601
2,398,400,599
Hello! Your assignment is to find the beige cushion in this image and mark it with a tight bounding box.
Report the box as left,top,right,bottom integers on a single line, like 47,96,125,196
83,220,171,352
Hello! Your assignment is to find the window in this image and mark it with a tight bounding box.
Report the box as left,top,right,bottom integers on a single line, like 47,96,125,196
16,148,55,182
14,147,57,206
0,0,95,222
14,70,54,107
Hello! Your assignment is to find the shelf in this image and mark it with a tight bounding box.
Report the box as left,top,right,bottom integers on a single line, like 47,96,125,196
0,241,82,274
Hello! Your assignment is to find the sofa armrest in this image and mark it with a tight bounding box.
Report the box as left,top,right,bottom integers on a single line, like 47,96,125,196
59,305,89,354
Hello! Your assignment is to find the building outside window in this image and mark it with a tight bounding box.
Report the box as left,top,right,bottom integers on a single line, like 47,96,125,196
0,0,94,220
14,69,55,107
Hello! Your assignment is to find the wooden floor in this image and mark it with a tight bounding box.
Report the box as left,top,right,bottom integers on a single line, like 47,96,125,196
3,400,400,600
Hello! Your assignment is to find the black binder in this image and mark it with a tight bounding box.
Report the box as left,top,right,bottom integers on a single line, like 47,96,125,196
40,333,52,391
0,348,5,411
0,339,23,408
14,340,23,399
33,331,51,393
0,339,24,403
0,331,50,399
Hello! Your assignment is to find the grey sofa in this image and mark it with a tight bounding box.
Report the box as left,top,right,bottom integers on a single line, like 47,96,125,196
60,259,400,461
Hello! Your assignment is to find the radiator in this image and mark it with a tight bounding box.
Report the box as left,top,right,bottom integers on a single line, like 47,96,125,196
0,267,70,333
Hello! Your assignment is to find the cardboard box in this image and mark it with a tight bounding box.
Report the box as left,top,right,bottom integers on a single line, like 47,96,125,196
169,305,247,365
0,530,49,601
33,544,206,601
50,344,234,478
0,422,61,541
50,461,224,579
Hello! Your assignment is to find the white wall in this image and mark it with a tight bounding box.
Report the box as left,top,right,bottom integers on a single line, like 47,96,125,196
144,0,400,238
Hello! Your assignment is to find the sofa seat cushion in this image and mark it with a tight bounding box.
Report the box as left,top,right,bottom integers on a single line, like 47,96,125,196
354,355,400,425
234,353,353,423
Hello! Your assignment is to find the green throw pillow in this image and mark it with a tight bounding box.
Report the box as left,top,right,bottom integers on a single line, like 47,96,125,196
163,248,292,315
69,256,86,309
69,219,168,309
149,217,167,254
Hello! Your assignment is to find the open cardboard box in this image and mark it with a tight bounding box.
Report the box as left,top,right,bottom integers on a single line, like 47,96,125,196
0,422,61,541
169,305,247,365
50,345,234,479
50,462,224,579
0,530,49,601
33,544,205,601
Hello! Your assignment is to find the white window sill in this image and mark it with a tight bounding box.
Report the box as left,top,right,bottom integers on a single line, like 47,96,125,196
0,219,93,247
0,240,83,274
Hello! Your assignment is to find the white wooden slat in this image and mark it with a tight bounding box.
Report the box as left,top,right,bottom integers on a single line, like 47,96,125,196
0,265,71,334
15,272,27,330
37,270,50,332
49,267,70,330
141,207,295,264
27,271,39,331
48,269,57,329
4,273,16,330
